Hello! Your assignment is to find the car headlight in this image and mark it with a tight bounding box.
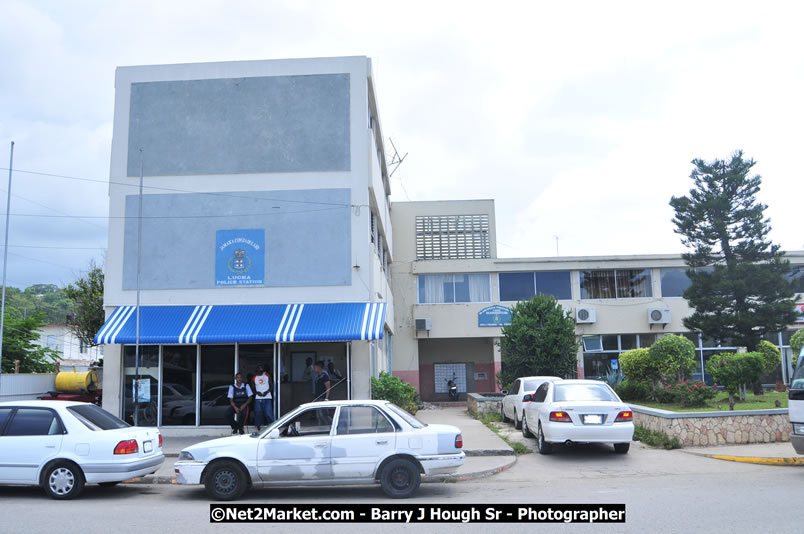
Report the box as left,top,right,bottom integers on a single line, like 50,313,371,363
177,451,196,461
793,423,804,436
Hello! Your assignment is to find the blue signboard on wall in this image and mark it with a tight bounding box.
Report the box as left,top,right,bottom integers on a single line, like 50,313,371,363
478,305,513,327
216,229,265,286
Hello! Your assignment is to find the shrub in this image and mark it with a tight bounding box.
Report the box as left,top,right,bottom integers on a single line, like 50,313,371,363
619,348,660,384
614,379,651,401
662,379,717,407
756,340,781,375
791,330,804,367
706,352,765,410
371,371,418,414
603,365,624,388
649,334,697,381
634,425,682,449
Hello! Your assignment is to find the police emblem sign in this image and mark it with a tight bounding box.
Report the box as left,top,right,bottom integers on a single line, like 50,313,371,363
216,229,265,286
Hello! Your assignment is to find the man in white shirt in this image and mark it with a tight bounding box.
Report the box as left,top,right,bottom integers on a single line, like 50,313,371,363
252,364,274,431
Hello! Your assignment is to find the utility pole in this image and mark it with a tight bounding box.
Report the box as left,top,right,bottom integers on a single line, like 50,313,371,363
134,149,143,425
0,141,15,380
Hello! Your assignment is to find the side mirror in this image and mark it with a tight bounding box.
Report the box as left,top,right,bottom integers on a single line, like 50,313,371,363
268,429,280,439
501,390,508,396
522,394,533,402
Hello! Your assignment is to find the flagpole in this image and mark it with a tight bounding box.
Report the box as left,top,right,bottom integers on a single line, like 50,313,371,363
134,148,143,425
0,141,15,379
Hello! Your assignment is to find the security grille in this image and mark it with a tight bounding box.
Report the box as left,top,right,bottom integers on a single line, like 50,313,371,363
434,363,467,393
415,214,491,260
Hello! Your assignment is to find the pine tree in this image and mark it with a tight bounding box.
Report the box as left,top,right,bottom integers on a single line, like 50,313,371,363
669,150,797,350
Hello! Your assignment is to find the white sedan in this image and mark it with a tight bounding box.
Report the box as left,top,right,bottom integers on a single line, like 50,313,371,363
521,380,634,454
0,400,164,499
500,376,561,429
175,399,465,500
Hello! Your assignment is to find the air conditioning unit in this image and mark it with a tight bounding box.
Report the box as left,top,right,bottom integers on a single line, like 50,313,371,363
414,318,432,331
648,307,672,324
575,306,596,324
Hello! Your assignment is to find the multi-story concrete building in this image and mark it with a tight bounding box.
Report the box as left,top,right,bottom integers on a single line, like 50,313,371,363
389,200,804,401
97,57,393,427
94,56,803,427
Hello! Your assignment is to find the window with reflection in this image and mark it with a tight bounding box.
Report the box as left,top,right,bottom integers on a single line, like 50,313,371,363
580,269,652,299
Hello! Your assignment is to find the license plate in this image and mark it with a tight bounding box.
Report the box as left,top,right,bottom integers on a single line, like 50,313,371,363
583,414,603,425
144,441,153,453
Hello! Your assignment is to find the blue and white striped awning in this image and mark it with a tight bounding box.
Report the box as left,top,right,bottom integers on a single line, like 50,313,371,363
94,302,387,345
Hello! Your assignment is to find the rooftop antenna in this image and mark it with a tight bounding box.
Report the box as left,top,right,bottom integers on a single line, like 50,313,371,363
553,235,560,256
387,138,408,178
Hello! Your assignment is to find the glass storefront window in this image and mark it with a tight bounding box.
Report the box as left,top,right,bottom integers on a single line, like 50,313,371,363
602,335,619,351
239,344,274,392
161,346,197,426
122,345,159,426
620,335,637,351
200,345,235,426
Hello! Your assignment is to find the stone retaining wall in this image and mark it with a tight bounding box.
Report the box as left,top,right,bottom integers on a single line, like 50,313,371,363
467,393,502,415
632,405,791,447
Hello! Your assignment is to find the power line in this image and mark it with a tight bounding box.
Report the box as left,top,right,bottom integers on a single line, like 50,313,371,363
0,166,368,209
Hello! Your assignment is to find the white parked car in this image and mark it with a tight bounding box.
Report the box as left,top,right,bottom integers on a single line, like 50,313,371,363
790,352,804,455
521,380,634,454
0,400,164,499
500,376,562,429
174,400,465,500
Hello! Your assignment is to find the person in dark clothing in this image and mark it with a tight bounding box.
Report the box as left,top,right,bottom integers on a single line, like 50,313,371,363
227,373,253,435
312,361,331,402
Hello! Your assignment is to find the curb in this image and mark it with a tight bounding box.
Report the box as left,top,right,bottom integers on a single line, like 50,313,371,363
464,449,515,457
123,456,518,486
680,449,804,466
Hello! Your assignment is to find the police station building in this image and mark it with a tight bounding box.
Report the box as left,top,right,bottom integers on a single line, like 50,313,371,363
97,57,394,429
96,56,804,428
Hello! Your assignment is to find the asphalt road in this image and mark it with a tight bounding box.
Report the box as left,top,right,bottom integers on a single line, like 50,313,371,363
1,442,799,533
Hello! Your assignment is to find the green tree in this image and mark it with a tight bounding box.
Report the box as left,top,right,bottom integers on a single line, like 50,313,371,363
754,340,782,394
706,352,765,410
791,329,803,368
649,334,697,381
1,311,60,373
64,263,105,349
619,348,660,384
497,295,579,388
670,151,797,351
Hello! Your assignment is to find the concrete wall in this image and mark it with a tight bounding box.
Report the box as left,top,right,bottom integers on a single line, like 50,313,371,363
121,189,351,290
0,373,57,402
128,73,350,176
632,406,791,447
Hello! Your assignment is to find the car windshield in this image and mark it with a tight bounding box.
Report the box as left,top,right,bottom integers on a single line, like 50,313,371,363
792,359,804,389
553,384,618,403
524,379,546,391
67,404,130,430
384,403,426,428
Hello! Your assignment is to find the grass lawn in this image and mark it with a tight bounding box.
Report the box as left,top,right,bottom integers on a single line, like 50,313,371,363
632,391,788,412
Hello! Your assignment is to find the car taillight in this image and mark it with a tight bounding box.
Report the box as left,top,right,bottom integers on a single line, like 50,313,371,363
549,411,572,423
455,434,463,449
114,439,139,455
158,434,163,448
615,411,633,422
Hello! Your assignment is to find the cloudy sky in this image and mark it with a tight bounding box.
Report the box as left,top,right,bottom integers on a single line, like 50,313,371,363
1,0,802,288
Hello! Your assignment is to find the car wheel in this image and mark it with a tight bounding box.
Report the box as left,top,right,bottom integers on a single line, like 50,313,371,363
537,424,553,455
513,410,522,430
204,460,248,501
43,461,85,500
522,415,534,438
500,403,508,423
98,481,121,487
614,443,630,454
380,459,421,499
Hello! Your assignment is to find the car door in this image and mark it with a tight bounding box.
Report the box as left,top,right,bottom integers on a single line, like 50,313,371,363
257,406,335,482
0,408,65,483
330,405,396,479
505,379,521,418
525,383,550,429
